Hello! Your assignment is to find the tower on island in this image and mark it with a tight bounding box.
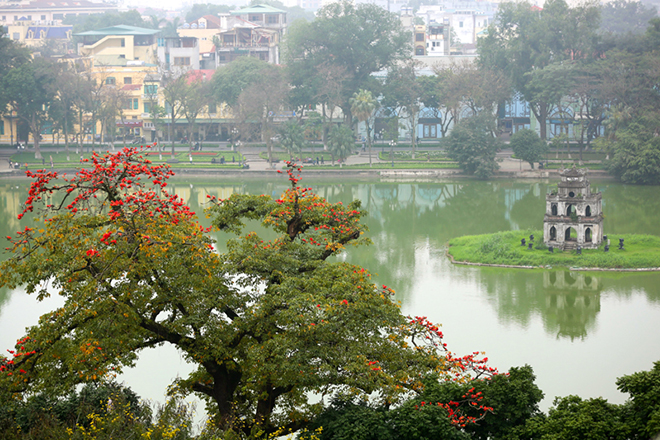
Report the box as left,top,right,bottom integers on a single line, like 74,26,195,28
544,167,604,250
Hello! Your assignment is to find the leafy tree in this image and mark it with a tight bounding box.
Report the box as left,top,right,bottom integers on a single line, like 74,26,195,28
418,68,461,137
608,119,660,184
186,3,232,23
212,57,273,108
304,365,543,440
0,382,193,440
327,124,354,166
284,0,411,122
381,61,422,158
478,0,601,139
616,360,660,439
64,10,148,35
447,113,501,179
160,17,182,39
350,89,378,166
215,59,288,166
510,129,548,169
512,395,630,440
179,74,212,150
599,0,657,35
161,73,188,155
277,120,306,159
1,58,61,159
0,154,494,438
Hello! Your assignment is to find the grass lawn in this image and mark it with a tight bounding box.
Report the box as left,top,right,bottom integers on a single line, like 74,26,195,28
259,151,336,162
377,151,452,161
311,162,460,170
447,230,660,269
10,151,245,168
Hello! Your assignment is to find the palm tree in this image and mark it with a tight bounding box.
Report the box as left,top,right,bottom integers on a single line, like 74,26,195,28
148,15,166,30
350,89,377,167
328,124,354,167
161,17,181,38
278,120,305,160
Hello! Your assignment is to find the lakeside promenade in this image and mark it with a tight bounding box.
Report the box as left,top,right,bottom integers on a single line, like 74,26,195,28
0,144,603,178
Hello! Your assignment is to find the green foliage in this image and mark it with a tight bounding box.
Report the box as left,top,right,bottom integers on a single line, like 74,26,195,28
211,57,274,107
64,10,149,34
0,152,476,439
446,113,501,179
303,365,544,440
510,129,548,169
277,120,306,158
513,395,631,440
327,124,355,164
599,0,657,35
284,0,411,116
479,0,601,139
186,3,232,23
607,120,660,184
616,360,660,438
0,383,184,440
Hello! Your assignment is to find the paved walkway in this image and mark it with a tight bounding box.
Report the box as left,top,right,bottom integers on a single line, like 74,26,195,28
0,144,542,175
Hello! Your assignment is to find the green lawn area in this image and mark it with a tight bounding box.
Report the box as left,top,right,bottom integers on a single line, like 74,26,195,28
448,230,660,269
377,150,452,161
259,151,336,162
312,162,460,170
10,151,245,169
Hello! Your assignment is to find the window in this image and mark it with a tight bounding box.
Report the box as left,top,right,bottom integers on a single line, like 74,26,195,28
2,16,5,21
0,121,4,135
208,103,217,113
124,77,132,84
12,33,19,40
144,102,151,113
27,15,31,20
144,84,158,95
174,57,190,66
105,77,116,85
120,38,125,47
41,15,46,20
53,13,63,19
133,98,139,110
267,15,278,24
415,33,424,42
157,38,165,47
250,15,260,21
459,21,464,28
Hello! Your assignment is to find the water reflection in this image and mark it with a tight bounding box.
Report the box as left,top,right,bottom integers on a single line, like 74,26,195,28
1,177,659,343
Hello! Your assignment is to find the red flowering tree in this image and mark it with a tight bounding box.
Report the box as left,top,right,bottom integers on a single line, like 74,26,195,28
0,150,496,438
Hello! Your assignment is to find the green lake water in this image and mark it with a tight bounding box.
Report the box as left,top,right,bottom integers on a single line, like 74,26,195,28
1,176,659,413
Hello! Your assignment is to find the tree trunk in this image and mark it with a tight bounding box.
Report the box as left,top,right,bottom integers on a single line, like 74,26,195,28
366,120,372,167
30,114,42,160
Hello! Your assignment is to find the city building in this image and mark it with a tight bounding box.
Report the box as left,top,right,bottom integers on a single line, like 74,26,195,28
0,0,116,25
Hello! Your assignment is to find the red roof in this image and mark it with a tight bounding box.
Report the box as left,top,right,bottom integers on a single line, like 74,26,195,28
186,69,215,83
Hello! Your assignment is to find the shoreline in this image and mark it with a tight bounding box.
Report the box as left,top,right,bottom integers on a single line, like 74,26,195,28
445,247,660,272
0,165,614,181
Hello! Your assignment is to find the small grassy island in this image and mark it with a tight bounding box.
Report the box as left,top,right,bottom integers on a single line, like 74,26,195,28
447,230,660,270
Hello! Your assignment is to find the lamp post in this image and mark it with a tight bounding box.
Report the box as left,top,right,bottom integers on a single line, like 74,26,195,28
390,139,396,168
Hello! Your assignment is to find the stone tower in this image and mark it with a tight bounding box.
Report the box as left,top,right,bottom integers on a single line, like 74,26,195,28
544,167,603,250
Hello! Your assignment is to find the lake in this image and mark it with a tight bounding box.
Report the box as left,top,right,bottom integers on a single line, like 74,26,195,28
1,176,659,414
